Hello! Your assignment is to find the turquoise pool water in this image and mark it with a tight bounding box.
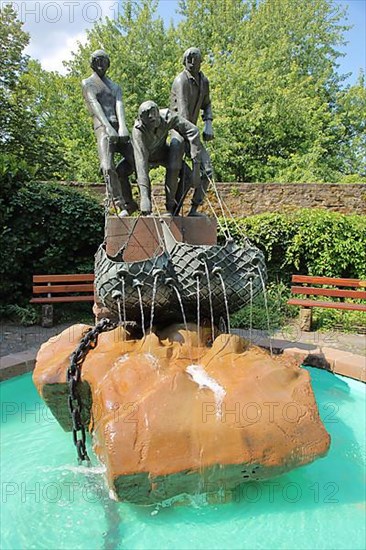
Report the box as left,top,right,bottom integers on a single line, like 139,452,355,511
1,368,365,550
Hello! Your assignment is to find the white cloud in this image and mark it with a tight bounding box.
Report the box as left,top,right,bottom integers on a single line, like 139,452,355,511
3,0,119,73
36,30,88,73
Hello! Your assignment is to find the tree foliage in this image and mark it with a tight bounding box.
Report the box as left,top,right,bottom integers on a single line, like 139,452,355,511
0,5,68,179
1,0,365,183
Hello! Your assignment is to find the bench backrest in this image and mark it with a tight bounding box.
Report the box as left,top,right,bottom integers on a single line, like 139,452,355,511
31,274,95,303
291,275,366,300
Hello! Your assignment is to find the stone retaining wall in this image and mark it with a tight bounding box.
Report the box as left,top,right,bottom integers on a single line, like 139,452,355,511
68,182,366,216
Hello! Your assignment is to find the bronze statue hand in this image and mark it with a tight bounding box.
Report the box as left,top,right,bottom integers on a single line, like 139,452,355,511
203,120,214,141
106,126,119,144
118,131,130,144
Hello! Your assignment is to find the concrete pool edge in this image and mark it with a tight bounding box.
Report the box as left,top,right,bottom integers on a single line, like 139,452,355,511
0,340,364,383
0,349,36,381
281,346,365,382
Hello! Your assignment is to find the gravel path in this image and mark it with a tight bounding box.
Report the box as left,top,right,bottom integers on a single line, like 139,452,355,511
0,322,77,357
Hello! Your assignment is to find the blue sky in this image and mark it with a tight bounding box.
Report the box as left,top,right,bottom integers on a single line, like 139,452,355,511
334,0,366,83
3,0,365,84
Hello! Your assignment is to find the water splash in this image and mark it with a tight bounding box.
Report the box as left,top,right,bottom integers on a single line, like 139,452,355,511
144,352,160,371
108,489,118,501
136,285,146,338
45,464,106,475
186,364,226,419
257,267,273,356
203,261,215,344
217,272,231,334
117,354,130,364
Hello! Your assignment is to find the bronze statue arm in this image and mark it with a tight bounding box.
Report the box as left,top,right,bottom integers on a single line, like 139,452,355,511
83,84,118,140
173,115,202,188
202,80,214,141
174,77,191,121
115,86,130,142
173,116,201,160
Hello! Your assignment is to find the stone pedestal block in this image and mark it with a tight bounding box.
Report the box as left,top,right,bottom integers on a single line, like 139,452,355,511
105,216,217,260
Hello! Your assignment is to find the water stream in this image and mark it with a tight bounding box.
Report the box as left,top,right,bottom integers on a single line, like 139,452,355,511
172,285,193,361
136,286,146,338
217,272,231,334
121,278,127,329
203,261,215,344
249,277,253,345
117,298,123,326
172,286,188,333
196,276,201,355
149,275,159,351
257,267,273,355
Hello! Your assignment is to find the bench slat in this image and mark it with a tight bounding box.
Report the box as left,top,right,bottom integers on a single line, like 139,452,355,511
291,275,366,287
32,284,94,294
33,274,94,283
31,295,95,304
287,298,366,312
291,286,366,300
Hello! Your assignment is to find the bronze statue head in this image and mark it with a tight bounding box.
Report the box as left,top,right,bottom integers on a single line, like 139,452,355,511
90,50,110,77
183,47,202,76
138,101,161,129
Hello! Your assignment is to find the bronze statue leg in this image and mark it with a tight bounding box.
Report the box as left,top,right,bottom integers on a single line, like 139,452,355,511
116,142,138,214
174,161,192,215
95,128,124,210
190,145,212,215
166,131,185,214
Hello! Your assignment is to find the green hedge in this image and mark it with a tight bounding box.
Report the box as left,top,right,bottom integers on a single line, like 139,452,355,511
220,210,366,282
0,180,104,306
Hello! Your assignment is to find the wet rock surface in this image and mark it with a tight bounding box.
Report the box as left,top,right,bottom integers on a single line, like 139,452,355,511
33,323,330,504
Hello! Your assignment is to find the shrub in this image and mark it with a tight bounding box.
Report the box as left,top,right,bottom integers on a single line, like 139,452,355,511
230,281,296,331
0,180,104,306
220,210,366,282
224,209,366,332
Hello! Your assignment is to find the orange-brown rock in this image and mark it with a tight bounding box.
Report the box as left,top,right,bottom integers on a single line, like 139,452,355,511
33,323,330,504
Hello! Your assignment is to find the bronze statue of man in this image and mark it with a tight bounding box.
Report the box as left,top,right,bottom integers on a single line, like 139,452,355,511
132,101,201,216
82,50,137,217
170,47,214,217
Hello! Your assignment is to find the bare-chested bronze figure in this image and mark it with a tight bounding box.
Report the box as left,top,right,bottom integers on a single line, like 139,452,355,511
82,50,137,217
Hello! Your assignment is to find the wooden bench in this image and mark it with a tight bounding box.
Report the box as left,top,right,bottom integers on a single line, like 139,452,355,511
287,275,366,331
31,274,95,327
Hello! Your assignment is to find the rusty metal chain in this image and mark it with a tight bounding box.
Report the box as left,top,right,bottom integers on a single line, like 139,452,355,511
66,318,117,465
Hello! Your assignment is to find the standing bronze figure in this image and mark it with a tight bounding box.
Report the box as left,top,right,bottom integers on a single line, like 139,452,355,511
170,47,214,216
82,50,137,217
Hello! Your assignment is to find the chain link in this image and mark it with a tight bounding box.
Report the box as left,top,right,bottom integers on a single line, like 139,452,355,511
66,318,117,465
